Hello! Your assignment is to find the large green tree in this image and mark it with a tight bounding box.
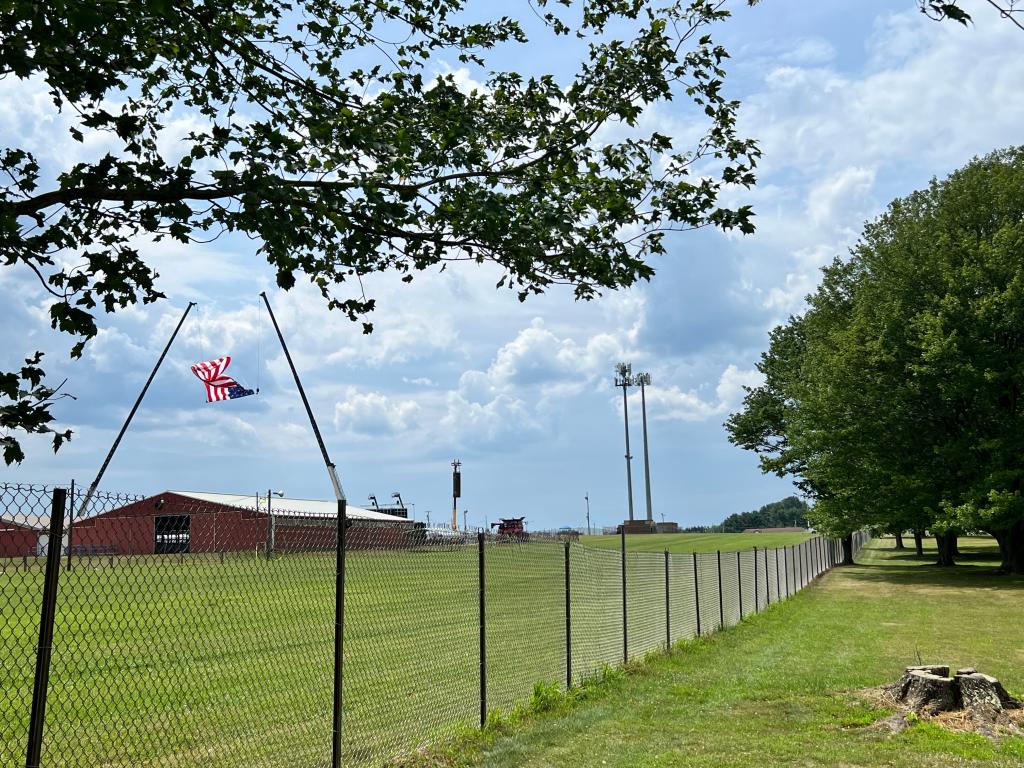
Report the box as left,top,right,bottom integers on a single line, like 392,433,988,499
727,147,1024,573
0,0,760,464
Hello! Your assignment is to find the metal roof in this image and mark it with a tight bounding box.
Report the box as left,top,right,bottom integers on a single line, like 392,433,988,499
169,491,410,523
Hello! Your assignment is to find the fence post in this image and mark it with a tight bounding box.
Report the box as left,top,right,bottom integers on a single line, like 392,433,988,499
564,541,572,689
66,479,74,571
784,546,790,597
25,487,67,768
620,529,628,664
664,549,670,651
692,552,701,636
775,548,781,601
331,499,347,768
716,550,724,629
736,551,743,618
753,546,759,613
478,532,487,727
796,543,802,589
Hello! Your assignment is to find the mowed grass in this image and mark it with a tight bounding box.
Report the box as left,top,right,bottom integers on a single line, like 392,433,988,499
581,531,812,554
467,536,1024,768
4,536,710,768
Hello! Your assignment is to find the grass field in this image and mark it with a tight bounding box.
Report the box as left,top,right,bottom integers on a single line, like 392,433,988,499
0,533,827,768
463,536,1024,768
581,531,812,553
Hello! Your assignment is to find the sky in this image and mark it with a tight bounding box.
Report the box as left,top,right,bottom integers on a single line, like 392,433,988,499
2,1,1023,532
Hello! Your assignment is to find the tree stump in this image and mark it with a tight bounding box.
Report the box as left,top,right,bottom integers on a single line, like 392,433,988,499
897,670,958,714
885,665,1022,722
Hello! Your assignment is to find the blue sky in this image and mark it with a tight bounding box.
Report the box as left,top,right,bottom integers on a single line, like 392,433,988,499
3,1,1023,531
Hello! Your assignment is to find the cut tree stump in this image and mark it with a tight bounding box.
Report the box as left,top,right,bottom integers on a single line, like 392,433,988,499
884,664,1022,721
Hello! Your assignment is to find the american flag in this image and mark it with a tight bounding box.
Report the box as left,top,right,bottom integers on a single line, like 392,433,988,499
190,357,255,402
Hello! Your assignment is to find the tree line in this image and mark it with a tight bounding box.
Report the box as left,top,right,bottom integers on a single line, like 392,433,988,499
727,148,1024,574
679,495,810,533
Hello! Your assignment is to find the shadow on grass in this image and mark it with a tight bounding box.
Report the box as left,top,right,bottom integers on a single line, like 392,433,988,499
873,547,1002,563
839,549,1024,590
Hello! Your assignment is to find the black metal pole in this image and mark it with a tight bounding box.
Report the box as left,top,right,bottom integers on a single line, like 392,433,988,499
692,552,701,636
775,548,781,601
736,550,743,618
802,541,808,587
801,542,807,587
331,499,347,768
620,528,628,663
716,550,724,629
77,302,195,524
25,488,67,768
260,292,345,501
753,546,759,613
478,532,487,727
564,542,572,688
65,479,74,571
664,549,670,651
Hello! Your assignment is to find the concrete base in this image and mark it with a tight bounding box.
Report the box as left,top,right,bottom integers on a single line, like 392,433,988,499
620,520,657,534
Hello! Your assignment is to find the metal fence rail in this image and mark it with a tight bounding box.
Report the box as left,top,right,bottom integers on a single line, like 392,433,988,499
0,483,872,768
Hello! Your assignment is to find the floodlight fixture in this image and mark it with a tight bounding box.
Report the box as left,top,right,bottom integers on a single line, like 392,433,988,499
614,362,633,386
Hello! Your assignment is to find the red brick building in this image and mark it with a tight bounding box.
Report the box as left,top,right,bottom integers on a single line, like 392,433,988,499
68,490,414,555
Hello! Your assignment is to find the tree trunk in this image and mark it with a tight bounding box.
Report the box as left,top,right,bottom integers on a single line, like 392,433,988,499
913,529,924,556
934,532,957,567
894,531,905,550
841,533,854,565
992,520,1024,574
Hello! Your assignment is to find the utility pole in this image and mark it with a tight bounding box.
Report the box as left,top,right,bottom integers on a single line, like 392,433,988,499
636,371,654,524
267,489,283,553
452,459,461,530
463,509,468,532
614,363,635,522
585,492,592,536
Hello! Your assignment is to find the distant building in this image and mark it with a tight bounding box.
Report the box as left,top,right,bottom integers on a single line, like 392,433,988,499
0,516,44,557
66,490,414,555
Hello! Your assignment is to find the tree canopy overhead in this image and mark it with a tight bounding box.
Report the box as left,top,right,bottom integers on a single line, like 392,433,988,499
726,147,1024,573
0,0,760,464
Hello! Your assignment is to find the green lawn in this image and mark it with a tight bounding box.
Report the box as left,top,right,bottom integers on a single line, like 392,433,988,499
581,531,812,553
466,536,1024,768
1,534,832,768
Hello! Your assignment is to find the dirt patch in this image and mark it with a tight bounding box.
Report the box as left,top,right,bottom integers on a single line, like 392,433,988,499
855,685,1024,740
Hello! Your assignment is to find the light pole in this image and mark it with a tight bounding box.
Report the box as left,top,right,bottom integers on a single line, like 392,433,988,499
636,371,654,524
425,509,432,527
463,509,468,532
451,459,461,530
392,491,407,518
367,494,379,510
614,362,636,522
267,489,284,553
585,492,592,536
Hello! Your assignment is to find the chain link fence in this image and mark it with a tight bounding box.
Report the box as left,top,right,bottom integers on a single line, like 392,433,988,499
1,483,871,768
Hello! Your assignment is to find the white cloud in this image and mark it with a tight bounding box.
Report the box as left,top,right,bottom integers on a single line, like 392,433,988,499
333,388,421,436
631,364,762,423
